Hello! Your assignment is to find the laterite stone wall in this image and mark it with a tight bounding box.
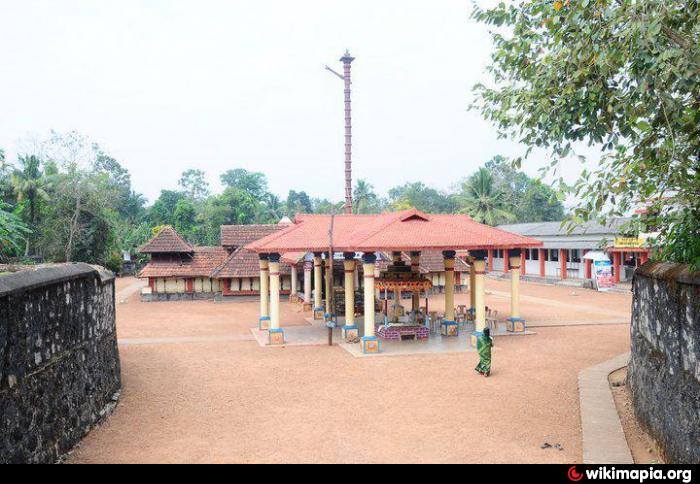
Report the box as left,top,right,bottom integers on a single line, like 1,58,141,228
628,262,700,464
0,264,121,464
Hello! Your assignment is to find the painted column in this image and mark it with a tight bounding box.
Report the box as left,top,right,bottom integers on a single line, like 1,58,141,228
559,249,568,280
290,263,298,300
487,249,494,272
441,251,458,337
342,253,358,339
613,252,622,284
268,253,284,345
313,252,323,319
539,249,546,277
470,251,488,347
507,249,525,332
410,251,421,312
469,259,476,314
361,253,380,353
520,251,527,276
504,249,510,272
584,250,592,280
258,254,270,330
303,261,312,304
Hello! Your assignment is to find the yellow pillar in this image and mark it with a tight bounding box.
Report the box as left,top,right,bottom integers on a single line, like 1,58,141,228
508,249,526,332
258,254,270,330
471,253,487,346
469,258,476,313
313,253,323,319
441,251,458,337
303,260,312,305
268,253,284,345
290,263,298,301
343,253,358,339
361,253,380,353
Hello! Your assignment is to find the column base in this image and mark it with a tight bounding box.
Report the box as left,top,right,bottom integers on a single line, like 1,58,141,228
259,316,271,330
268,328,285,345
324,313,337,327
342,325,359,340
506,317,526,333
313,307,325,320
441,320,459,337
361,335,381,354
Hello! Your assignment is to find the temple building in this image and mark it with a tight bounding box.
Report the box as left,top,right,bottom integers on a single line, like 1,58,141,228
245,209,542,353
494,218,652,283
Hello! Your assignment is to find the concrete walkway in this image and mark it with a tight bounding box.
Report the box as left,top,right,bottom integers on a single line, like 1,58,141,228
579,352,633,464
116,279,147,303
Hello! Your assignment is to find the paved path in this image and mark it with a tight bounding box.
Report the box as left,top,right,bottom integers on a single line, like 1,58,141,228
579,352,633,464
116,279,147,303
119,334,255,346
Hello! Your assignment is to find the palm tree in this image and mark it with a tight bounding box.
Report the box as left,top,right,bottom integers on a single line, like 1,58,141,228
455,168,515,226
353,179,383,214
11,155,49,254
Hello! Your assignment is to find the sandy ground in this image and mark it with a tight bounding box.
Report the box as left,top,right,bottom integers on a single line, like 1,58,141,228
609,368,664,464
68,278,632,464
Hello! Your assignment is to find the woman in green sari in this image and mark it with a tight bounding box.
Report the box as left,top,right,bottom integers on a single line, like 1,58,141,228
475,327,493,377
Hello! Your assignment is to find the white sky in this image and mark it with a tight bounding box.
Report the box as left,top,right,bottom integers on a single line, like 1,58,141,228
0,0,587,204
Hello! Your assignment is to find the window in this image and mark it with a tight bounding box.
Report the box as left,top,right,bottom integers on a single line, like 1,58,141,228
550,249,559,262
532,249,539,261
571,250,581,263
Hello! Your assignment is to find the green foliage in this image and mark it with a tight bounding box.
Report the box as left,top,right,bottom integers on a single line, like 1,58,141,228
178,169,210,201
484,156,565,222
472,0,700,264
388,182,454,213
353,179,384,214
454,168,515,226
0,201,31,261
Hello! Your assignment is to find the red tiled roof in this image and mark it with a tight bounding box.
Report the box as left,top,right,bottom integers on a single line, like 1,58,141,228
139,247,228,278
246,209,543,253
211,248,292,278
220,224,287,248
139,226,193,254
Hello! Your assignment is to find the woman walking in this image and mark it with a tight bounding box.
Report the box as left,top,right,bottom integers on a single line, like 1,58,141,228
475,327,493,377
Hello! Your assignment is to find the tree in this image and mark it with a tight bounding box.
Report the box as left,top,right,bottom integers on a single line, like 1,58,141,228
472,0,700,265
455,168,514,226
0,201,31,261
220,169,268,199
286,190,312,216
11,155,49,254
311,198,345,214
353,179,384,214
148,190,188,226
388,182,453,213
173,198,197,240
178,169,210,201
484,156,565,222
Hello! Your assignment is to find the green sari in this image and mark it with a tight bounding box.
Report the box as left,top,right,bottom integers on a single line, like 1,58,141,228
475,332,493,374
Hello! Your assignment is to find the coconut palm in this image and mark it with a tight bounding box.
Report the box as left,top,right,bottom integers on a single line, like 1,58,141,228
11,155,49,255
353,179,380,214
455,168,515,226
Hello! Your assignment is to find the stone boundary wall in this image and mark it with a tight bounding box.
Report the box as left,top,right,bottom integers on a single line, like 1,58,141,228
628,262,700,464
0,263,122,464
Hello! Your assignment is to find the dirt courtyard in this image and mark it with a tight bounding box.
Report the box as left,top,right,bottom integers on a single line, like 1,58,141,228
69,277,632,464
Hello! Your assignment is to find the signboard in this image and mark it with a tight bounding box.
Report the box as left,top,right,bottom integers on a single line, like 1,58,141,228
614,237,644,248
593,259,614,292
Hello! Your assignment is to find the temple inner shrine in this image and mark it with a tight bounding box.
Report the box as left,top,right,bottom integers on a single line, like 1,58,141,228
247,209,543,353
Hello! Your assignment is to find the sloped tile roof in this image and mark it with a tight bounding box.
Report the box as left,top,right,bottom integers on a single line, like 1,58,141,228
399,251,471,273
139,246,228,278
139,226,193,254
220,224,288,248
211,248,292,278
247,209,543,253
497,218,631,237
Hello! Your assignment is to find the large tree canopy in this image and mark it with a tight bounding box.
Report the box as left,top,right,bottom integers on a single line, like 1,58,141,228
472,0,700,265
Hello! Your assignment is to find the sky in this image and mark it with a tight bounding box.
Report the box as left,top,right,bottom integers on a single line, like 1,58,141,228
0,0,588,204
